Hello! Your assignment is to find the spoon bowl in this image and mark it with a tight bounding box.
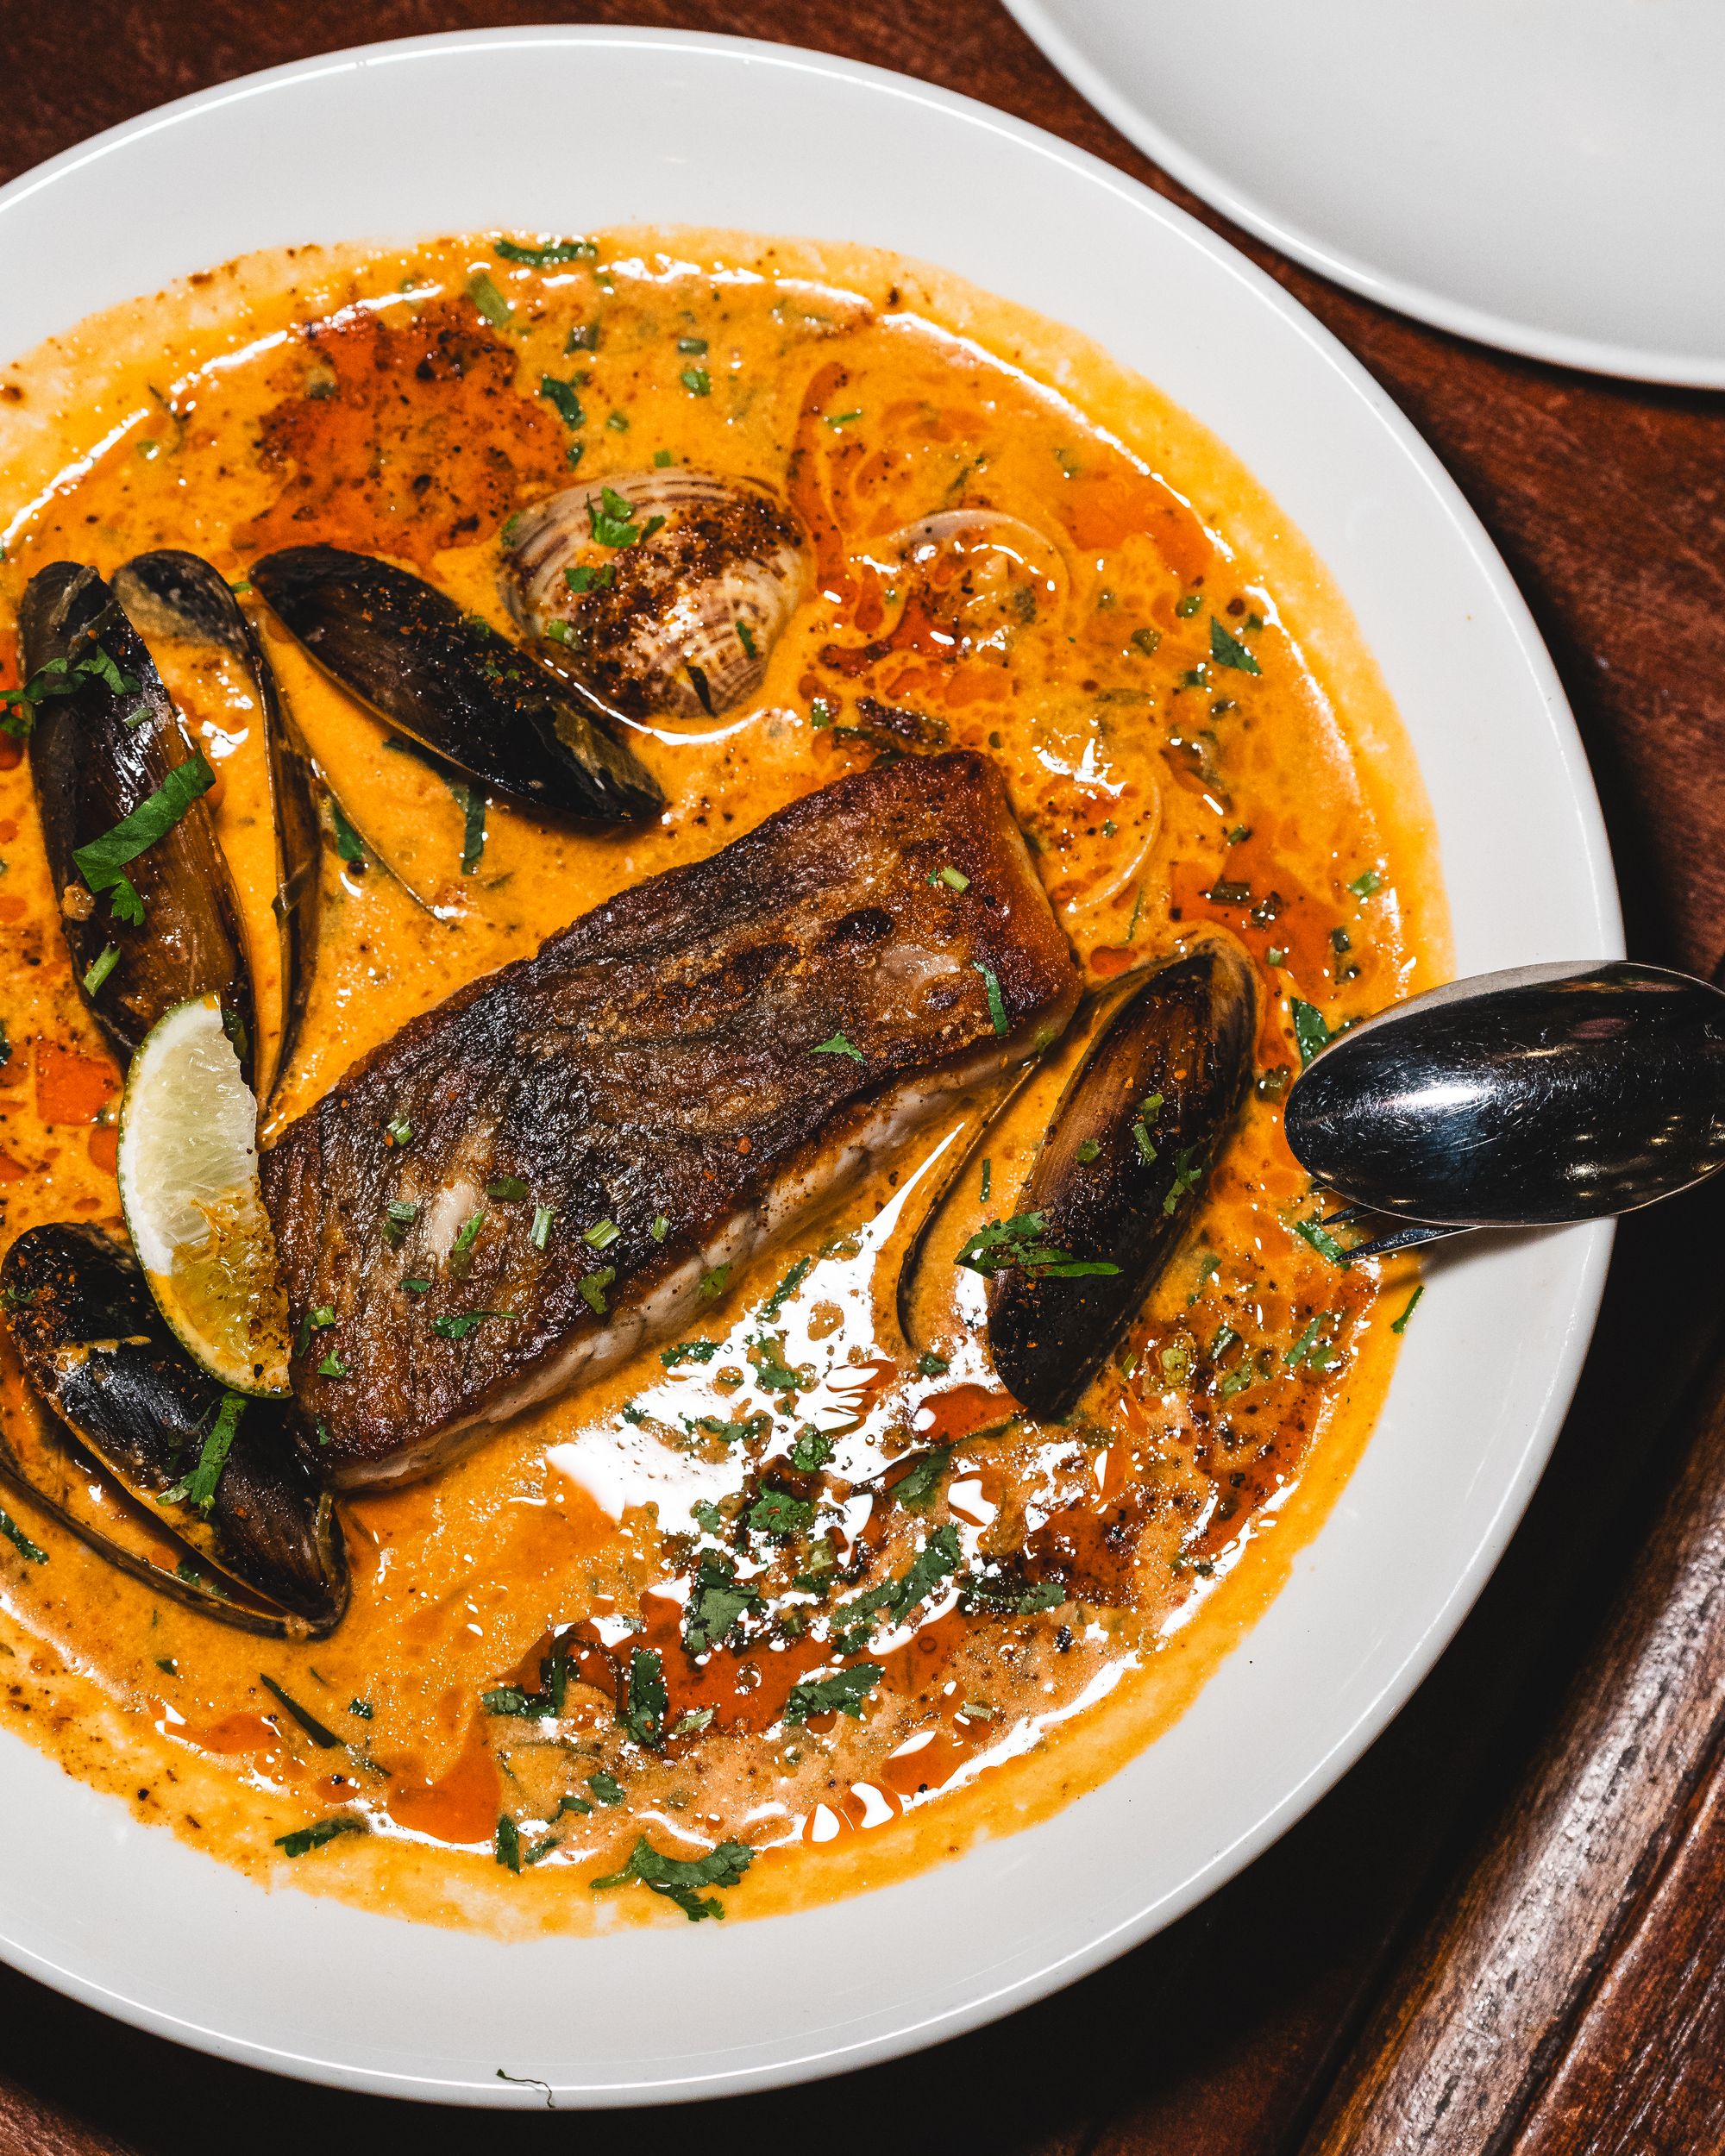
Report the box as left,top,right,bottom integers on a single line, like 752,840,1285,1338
1283,961,1725,1227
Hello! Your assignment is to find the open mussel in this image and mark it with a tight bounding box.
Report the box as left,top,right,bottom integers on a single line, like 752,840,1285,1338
984,943,1258,1420
113,550,321,1106
2,1223,348,1636
504,469,808,720
20,562,256,1081
250,544,664,822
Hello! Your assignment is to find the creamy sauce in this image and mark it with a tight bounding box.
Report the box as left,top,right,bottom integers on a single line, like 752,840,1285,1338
0,230,1447,1932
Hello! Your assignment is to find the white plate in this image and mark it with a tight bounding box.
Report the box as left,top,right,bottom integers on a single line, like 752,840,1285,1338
1007,0,1725,385
0,26,1618,2108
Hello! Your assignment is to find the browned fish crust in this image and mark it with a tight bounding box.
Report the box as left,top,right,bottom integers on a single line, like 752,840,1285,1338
261,751,1076,1485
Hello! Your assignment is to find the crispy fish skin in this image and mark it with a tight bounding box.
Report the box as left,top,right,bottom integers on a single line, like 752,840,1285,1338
261,752,1077,1486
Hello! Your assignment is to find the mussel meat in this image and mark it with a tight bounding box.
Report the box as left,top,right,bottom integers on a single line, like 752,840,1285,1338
113,550,322,1106
2,1223,348,1635
249,545,664,822
504,468,808,720
20,562,257,1081
987,942,1258,1420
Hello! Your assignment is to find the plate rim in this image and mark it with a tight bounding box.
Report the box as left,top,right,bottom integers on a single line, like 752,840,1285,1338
0,21,1623,2107
1002,0,1725,389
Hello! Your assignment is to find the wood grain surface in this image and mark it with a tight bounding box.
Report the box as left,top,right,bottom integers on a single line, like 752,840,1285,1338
1,4,1722,2153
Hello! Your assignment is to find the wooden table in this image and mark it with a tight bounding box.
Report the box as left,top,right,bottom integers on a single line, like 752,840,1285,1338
4,6,1723,2151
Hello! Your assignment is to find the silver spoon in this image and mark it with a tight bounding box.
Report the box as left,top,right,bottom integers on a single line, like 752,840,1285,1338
1283,961,1725,1258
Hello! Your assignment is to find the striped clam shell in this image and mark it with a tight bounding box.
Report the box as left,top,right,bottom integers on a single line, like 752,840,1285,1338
504,469,808,722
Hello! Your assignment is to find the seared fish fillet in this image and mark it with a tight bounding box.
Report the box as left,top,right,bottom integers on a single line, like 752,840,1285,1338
262,751,1077,1485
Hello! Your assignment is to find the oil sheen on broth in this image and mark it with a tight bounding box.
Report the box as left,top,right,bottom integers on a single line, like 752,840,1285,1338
0,230,1446,1934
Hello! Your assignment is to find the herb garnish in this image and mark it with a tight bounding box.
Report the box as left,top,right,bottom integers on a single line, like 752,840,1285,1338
530,1204,555,1250
329,796,367,867
812,1031,863,1061
784,1664,881,1724
955,1212,1121,1280
163,1390,246,1514
381,1198,419,1245
698,1263,731,1301
386,1115,412,1147
317,1349,349,1379
582,1218,620,1249
588,1771,625,1807
537,374,586,429
1391,1285,1425,1334
892,1446,950,1512
1347,869,1385,897
1291,1000,1336,1065
260,1674,342,1749
82,944,120,997
682,1550,761,1656
457,783,487,874
622,1647,668,1746
661,1338,719,1369
1209,617,1262,674
1294,1215,1352,1266
972,961,1008,1037
450,1209,485,1275
0,1507,47,1564
788,1426,835,1472
680,367,712,397
433,1310,503,1341
494,236,597,266
467,270,512,328
1,643,139,739
579,1266,616,1316
830,1524,963,1654
274,1815,364,1859
592,1835,753,1921
749,1484,813,1537
588,486,645,548
72,750,215,923
486,1175,529,1200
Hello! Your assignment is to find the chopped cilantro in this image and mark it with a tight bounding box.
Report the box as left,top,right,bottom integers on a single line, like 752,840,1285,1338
456,782,487,874
1210,617,1261,674
329,796,367,867
588,486,644,548
486,1175,529,1201
496,1815,523,1872
784,1664,881,1724
433,1310,503,1340
274,1815,363,1858
494,236,597,266
762,1256,812,1319
0,1507,47,1564
680,367,712,397
788,1426,835,1472
537,374,586,429
812,1031,863,1061
682,1550,760,1656
831,1524,962,1653
316,1350,349,1379
621,1647,668,1746
1291,1000,1336,1065
591,1834,753,1921
467,270,512,327
1295,1216,1352,1267
955,1212,1120,1280
749,1484,814,1537
162,1390,245,1514
972,961,1008,1037
661,1339,720,1368
893,1445,950,1512
588,1771,625,1807
72,751,215,918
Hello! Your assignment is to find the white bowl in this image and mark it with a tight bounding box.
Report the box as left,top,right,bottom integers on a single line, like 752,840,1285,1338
1007,0,1725,387
0,26,1618,2107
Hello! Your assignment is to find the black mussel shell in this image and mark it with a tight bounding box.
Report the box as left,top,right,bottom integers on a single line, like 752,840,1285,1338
20,563,257,1081
250,545,664,822
114,550,323,1106
988,943,1258,1420
2,1224,348,1634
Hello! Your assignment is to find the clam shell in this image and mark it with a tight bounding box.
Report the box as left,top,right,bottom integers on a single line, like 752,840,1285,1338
505,469,808,721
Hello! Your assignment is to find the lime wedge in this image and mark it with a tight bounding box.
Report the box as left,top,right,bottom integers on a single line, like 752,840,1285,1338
117,993,292,1396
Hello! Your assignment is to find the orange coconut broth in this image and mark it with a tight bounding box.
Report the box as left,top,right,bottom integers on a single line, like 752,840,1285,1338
0,233,1443,1932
